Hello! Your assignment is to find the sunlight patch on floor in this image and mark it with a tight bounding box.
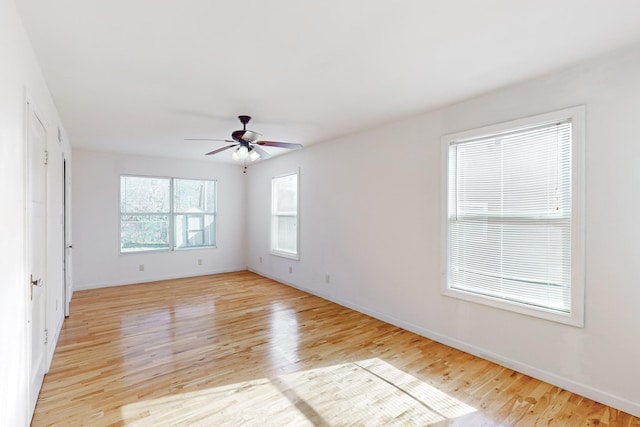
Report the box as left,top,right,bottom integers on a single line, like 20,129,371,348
120,358,476,426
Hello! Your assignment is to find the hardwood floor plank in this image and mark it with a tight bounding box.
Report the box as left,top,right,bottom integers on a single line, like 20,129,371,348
33,271,640,426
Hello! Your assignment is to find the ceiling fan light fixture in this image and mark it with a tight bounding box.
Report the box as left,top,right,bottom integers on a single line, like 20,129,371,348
236,145,249,160
231,149,241,161
248,148,260,162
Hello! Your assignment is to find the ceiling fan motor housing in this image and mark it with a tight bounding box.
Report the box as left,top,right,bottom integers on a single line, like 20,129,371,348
232,130,247,143
232,116,255,143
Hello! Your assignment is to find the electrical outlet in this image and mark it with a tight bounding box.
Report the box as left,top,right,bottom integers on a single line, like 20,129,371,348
259,256,263,263
139,264,144,272
325,274,330,284
289,266,293,274
197,259,203,266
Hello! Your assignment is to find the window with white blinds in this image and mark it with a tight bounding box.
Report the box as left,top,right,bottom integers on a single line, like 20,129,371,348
442,107,584,326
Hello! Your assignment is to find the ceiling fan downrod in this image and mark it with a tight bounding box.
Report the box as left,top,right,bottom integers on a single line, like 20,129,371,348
238,115,251,130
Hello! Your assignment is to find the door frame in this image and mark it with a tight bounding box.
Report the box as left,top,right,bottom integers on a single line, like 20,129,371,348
63,156,72,316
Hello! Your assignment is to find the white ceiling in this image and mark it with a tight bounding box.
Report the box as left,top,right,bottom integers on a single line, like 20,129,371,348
16,0,640,163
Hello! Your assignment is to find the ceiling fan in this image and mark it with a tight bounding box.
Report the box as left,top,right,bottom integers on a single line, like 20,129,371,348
185,115,303,162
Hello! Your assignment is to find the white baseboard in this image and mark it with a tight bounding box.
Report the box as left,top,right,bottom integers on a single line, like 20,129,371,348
74,266,247,291
45,315,64,373
248,268,640,418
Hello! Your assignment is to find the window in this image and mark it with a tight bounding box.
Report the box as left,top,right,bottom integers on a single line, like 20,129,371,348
120,176,171,252
271,172,299,259
120,176,216,253
441,107,584,326
173,178,216,249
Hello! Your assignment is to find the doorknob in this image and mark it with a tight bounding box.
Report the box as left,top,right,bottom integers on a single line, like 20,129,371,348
30,274,43,300
30,274,42,286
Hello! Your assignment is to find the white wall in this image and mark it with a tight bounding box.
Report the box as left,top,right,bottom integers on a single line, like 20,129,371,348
247,44,640,416
72,149,247,289
0,0,71,425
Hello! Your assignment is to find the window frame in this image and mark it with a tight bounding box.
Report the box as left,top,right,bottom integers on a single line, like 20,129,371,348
119,175,217,254
440,106,585,327
270,170,300,260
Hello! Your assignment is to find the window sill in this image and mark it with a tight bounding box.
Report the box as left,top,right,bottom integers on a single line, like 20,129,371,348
174,245,217,251
441,286,584,327
270,250,299,261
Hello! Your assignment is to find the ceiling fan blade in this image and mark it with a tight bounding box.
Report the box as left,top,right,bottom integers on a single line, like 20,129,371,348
242,130,261,142
256,141,303,150
251,144,272,159
205,144,237,155
185,138,234,142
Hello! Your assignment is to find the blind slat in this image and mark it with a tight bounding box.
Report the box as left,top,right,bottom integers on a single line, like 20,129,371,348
448,121,572,313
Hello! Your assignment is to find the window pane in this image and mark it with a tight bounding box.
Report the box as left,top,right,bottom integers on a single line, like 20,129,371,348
121,176,170,213
174,179,216,213
121,215,170,252
274,174,297,213
174,214,215,248
273,216,297,253
450,218,571,311
454,125,571,217
271,173,299,257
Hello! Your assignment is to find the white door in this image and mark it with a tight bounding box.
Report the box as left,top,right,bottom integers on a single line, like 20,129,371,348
27,103,47,418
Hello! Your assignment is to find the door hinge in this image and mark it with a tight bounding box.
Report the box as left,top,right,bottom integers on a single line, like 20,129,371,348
44,328,48,345
44,149,49,165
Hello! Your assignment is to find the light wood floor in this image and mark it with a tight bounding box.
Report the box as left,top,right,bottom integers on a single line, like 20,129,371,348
33,271,639,426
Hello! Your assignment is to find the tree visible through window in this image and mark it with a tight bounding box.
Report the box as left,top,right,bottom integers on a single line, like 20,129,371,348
120,176,170,252
120,176,216,252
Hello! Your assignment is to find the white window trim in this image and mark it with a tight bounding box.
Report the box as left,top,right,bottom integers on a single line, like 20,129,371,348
440,106,585,327
270,170,300,260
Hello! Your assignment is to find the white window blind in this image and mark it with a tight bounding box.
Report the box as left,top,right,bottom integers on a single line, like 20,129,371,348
445,114,580,318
